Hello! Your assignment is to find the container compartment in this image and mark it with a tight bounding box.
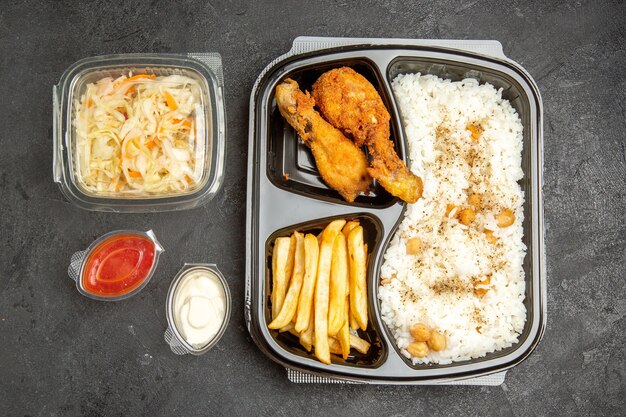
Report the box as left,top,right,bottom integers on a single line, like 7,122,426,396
381,56,543,371
264,214,387,368
265,59,403,208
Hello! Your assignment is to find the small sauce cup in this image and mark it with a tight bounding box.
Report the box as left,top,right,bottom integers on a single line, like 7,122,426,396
68,230,164,301
164,264,231,355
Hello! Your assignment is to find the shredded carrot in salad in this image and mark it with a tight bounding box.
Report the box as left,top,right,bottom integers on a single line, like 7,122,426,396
74,73,204,195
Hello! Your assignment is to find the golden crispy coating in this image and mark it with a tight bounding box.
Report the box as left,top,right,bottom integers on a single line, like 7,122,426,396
312,67,423,203
275,79,372,202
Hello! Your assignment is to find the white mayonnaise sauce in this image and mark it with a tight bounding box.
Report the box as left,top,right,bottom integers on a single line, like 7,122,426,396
173,269,226,349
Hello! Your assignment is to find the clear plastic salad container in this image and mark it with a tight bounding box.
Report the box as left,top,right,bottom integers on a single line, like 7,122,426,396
53,53,226,212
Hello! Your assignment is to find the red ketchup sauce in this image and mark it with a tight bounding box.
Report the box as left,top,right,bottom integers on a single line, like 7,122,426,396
82,234,156,297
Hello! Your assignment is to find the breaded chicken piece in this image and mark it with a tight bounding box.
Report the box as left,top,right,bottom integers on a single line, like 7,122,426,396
312,67,423,203
275,79,372,202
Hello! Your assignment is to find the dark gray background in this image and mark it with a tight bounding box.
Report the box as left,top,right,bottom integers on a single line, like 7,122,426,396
1,0,624,416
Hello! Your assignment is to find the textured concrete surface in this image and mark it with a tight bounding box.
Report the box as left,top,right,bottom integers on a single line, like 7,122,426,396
0,0,624,416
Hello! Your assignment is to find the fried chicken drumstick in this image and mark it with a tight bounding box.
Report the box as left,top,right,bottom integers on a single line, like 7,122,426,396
312,67,423,203
275,79,372,202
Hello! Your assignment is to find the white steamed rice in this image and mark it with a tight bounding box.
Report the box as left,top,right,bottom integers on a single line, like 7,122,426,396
379,73,527,365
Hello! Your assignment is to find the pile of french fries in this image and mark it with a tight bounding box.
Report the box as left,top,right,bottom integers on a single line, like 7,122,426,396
268,219,371,364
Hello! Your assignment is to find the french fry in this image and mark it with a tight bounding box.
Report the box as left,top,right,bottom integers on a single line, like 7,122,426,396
328,337,343,356
349,311,359,330
295,315,353,360
269,232,305,329
302,331,344,359
327,233,348,336
300,338,312,353
348,257,358,330
343,222,361,330
299,309,314,352
348,226,368,331
295,234,319,333
301,330,352,359
314,219,346,364
338,295,350,359
280,323,295,333
342,220,360,238
285,234,297,282
271,235,296,319
348,267,358,330
349,333,371,354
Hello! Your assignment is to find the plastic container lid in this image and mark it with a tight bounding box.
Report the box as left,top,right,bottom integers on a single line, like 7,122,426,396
68,229,164,301
53,53,226,212
164,264,231,355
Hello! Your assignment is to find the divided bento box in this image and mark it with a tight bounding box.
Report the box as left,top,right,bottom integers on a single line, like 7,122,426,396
245,37,546,384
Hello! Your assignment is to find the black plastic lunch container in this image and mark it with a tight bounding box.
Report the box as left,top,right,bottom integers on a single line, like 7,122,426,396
245,40,545,384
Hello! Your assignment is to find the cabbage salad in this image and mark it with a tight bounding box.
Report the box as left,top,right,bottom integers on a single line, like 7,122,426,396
74,73,205,195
